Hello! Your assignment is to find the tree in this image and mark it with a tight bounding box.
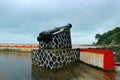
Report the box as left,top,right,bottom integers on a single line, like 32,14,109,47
95,34,101,40
95,27,120,45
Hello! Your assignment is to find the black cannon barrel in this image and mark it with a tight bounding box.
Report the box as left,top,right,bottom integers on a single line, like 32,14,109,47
47,23,72,34
37,23,72,42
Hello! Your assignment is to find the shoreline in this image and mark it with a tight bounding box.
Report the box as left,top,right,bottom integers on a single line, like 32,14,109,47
0,44,39,52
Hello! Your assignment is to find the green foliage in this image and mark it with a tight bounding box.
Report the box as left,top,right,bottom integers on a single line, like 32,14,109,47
95,27,120,45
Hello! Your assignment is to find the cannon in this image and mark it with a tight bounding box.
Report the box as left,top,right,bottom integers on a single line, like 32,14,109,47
37,23,72,49
37,23,72,43
32,23,80,70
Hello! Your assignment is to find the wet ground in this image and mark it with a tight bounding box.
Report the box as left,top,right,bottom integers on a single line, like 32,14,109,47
32,62,120,80
0,52,120,80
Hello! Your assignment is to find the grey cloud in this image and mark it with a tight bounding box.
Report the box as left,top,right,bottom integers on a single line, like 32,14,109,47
0,0,120,44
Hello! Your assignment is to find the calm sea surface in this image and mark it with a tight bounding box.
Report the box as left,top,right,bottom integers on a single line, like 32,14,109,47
0,52,120,80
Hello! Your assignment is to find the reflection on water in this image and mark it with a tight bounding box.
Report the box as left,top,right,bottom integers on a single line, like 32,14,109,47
32,62,82,80
0,52,31,58
32,62,120,80
0,52,120,80
0,52,31,80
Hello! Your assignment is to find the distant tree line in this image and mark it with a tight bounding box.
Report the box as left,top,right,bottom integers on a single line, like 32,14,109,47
95,27,120,45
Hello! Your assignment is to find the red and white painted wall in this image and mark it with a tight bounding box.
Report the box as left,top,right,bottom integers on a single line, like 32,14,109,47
115,62,120,71
80,49,115,70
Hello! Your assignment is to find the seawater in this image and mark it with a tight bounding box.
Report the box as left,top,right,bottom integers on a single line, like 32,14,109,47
0,52,120,80
0,52,31,80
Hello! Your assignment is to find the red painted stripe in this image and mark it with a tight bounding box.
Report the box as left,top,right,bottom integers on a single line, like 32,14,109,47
80,48,115,70
104,50,115,70
0,45,39,48
115,62,120,66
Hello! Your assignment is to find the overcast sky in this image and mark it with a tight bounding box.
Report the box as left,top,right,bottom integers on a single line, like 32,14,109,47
0,0,120,44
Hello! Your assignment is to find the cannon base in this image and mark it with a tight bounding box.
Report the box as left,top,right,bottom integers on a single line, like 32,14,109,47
32,49,80,70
